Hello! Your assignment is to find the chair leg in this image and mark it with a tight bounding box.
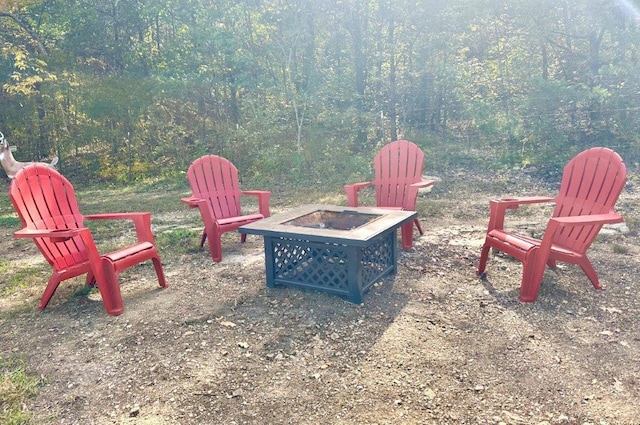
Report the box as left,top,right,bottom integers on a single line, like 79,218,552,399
85,270,97,287
476,240,492,277
240,233,247,243
39,274,64,310
151,255,168,288
414,218,424,235
206,232,224,262
519,247,543,302
97,258,125,316
577,257,601,289
401,222,413,250
199,231,207,247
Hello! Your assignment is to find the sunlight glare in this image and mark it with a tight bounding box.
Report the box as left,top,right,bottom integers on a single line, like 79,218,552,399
616,0,640,19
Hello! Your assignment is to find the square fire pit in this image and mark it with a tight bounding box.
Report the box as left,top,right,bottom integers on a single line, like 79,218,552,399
239,204,416,303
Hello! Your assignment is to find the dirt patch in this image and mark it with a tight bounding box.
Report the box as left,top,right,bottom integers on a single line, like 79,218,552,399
1,171,640,424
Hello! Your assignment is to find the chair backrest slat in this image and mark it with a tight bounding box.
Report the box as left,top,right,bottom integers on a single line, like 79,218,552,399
10,166,88,270
553,147,627,251
373,140,425,209
186,155,242,219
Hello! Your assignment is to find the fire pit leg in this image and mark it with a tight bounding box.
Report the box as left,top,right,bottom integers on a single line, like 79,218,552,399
391,230,399,274
346,247,363,304
264,237,276,288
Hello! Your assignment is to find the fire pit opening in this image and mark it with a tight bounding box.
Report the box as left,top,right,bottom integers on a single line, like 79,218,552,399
284,209,381,231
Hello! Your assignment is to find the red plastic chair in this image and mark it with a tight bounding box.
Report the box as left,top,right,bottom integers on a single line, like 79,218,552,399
9,165,167,316
344,140,436,250
476,147,627,302
181,155,271,262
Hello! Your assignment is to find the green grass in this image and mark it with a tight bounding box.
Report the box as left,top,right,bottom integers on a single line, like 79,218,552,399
0,214,20,228
155,228,200,250
0,260,51,298
0,356,40,425
77,180,189,215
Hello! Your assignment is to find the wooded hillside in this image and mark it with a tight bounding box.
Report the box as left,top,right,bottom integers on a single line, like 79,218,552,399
1,0,639,185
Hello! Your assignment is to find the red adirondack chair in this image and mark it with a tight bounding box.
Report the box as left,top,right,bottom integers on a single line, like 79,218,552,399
476,147,627,302
344,140,436,250
9,165,167,316
181,155,271,262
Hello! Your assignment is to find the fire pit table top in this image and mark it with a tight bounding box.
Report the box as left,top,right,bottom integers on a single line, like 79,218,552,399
239,204,416,246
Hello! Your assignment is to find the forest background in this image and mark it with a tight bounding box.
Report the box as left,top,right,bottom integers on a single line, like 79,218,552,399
2,2,640,423
1,0,640,188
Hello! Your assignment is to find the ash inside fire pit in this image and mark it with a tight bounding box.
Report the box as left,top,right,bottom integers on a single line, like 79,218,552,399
284,209,380,230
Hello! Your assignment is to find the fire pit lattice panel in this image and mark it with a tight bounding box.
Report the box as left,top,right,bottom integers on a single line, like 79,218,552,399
361,237,394,283
271,232,395,300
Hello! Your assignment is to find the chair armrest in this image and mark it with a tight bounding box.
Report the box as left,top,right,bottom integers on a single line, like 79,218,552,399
241,190,272,218
84,212,150,221
14,226,103,264
405,179,438,209
538,212,624,255
411,179,437,190
344,181,372,207
487,196,556,232
181,196,204,208
85,212,155,243
14,227,87,243
550,212,624,227
491,196,556,208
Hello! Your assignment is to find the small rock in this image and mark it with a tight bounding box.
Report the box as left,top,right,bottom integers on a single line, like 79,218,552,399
423,388,436,400
600,223,630,235
129,406,140,417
